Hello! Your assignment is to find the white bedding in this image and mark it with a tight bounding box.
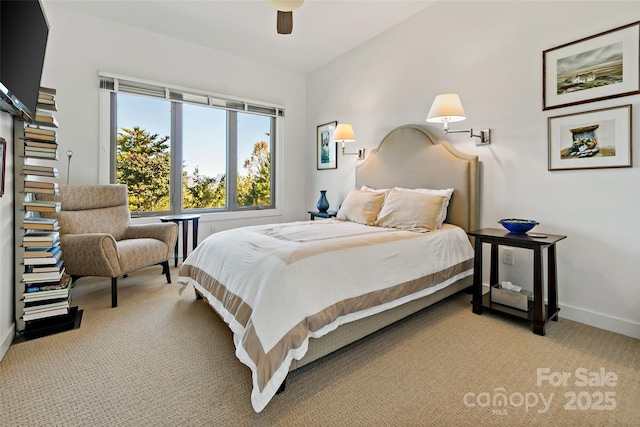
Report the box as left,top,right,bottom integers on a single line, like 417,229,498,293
178,219,474,412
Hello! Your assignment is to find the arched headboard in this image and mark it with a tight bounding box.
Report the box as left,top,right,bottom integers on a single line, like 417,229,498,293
356,125,479,232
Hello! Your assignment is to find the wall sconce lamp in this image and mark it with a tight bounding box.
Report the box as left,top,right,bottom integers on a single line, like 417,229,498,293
333,123,365,159
426,93,491,145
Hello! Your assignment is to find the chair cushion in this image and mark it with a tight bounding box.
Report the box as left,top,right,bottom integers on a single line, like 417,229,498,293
117,238,170,274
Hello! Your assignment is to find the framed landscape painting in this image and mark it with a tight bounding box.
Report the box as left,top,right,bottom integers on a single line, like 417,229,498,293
543,21,640,110
317,121,337,170
548,105,631,171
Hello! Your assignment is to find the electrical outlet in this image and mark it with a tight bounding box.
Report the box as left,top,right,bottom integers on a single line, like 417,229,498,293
502,248,514,265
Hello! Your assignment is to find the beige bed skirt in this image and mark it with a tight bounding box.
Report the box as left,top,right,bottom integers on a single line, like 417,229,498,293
289,275,472,371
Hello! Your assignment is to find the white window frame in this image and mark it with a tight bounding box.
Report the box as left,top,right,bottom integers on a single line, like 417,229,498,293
98,72,284,219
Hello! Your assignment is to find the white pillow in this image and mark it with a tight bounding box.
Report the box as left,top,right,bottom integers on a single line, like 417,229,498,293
375,189,448,232
393,187,454,228
360,185,390,194
336,189,386,226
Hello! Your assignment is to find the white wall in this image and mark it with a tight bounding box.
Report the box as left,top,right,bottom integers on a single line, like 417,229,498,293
306,1,640,338
0,111,16,360
39,2,308,234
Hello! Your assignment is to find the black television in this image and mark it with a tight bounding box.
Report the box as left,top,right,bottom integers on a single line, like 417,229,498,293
0,0,49,121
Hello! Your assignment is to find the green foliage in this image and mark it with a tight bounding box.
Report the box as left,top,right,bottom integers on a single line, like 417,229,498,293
237,140,271,207
116,126,170,212
117,127,270,212
182,166,226,209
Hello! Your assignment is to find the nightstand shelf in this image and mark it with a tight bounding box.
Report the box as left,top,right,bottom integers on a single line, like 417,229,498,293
479,293,556,323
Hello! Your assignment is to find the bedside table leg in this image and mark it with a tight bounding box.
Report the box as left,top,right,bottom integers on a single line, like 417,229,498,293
532,247,545,335
471,240,484,315
489,243,498,288
548,244,560,321
533,322,545,336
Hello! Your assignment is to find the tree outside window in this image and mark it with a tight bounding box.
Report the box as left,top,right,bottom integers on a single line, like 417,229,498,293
114,93,274,214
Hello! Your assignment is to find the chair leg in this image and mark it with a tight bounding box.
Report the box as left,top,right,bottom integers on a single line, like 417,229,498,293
111,277,118,308
162,261,171,283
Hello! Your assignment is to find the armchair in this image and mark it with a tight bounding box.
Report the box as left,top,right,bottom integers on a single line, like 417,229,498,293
38,184,178,307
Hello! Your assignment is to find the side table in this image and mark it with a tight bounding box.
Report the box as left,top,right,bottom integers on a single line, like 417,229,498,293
467,228,566,336
159,214,201,267
308,210,337,220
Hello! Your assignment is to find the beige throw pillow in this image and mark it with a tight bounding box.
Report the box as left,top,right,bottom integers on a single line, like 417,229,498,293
336,189,386,226
375,189,447,232
393,187,454,228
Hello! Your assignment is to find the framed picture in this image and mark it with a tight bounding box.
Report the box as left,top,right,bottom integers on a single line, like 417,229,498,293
548,105,631,171
0,138,6,197
543,21,640,110
317,121,337,170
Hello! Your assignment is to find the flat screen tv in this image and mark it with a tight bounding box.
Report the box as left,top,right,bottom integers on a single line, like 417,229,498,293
0,0,49,121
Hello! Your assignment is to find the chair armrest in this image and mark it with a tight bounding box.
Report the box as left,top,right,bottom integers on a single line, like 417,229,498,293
60,233,122,278
125,223,178,259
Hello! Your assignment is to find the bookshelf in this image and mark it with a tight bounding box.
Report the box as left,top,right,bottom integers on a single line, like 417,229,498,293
13,87,80,339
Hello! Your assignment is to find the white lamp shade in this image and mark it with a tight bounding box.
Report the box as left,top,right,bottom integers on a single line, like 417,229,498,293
332,123,356,142
426,93,467,123
267,0,304,12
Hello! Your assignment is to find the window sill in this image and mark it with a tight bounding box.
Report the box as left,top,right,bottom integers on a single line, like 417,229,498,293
131,208,282,225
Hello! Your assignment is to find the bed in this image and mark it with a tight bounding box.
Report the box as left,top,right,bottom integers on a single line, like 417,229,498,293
177,124,479,413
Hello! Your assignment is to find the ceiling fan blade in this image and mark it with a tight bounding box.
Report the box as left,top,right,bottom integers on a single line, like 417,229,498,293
276,10,293,34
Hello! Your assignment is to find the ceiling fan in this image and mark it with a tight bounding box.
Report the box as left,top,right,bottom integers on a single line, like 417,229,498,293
267,0,304,35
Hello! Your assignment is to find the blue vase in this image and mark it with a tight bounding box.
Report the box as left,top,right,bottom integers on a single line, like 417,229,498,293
317,190,329,213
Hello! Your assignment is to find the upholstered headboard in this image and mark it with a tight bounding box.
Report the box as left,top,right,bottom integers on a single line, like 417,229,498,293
356,125,479,233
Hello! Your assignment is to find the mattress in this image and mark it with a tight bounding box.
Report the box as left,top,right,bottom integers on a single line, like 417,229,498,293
178,219,474,412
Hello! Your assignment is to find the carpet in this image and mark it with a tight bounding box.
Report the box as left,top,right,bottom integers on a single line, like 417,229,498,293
1,266,638,426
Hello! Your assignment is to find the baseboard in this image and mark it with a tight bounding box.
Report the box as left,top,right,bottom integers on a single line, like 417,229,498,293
560,304,640,340
481,283,639,339
0,322,15,362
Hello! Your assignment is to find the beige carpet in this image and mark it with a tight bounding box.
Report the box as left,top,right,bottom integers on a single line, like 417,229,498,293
1,266,638,426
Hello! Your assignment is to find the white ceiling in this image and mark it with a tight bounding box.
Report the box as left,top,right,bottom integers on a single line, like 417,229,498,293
51,0,434,74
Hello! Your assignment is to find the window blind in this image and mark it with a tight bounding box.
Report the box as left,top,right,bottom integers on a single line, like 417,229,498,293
99,72,285,118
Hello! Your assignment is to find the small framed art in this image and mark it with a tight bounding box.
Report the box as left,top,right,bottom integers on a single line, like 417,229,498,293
317,121,337,170
548,105,631,171
543,21,640,110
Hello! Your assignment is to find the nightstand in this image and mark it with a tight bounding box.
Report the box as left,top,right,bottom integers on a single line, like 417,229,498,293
308,210,337,220
467,228,566,336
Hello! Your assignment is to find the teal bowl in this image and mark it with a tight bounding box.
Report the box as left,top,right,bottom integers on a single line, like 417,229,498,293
498,218,539,233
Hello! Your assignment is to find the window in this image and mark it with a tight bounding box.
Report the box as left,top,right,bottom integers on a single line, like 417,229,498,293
101,74,281,216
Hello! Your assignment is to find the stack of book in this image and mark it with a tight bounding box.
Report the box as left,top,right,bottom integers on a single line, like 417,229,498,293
32,110,59,128
23,217,59,231
22,164,59,178
21,225,68,322
23,230,60,247
23,200,61,213
16,86,76,331
25,87,59,160
23,275,72,322
23,180,58,195
35,88,58,112
24,126,58,159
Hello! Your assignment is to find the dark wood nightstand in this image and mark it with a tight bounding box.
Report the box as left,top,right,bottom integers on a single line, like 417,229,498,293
159,214,200,267
307,210,337,220
467,228,566,336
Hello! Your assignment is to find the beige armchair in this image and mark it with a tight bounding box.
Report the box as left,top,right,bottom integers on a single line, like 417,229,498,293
38,184,178,307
